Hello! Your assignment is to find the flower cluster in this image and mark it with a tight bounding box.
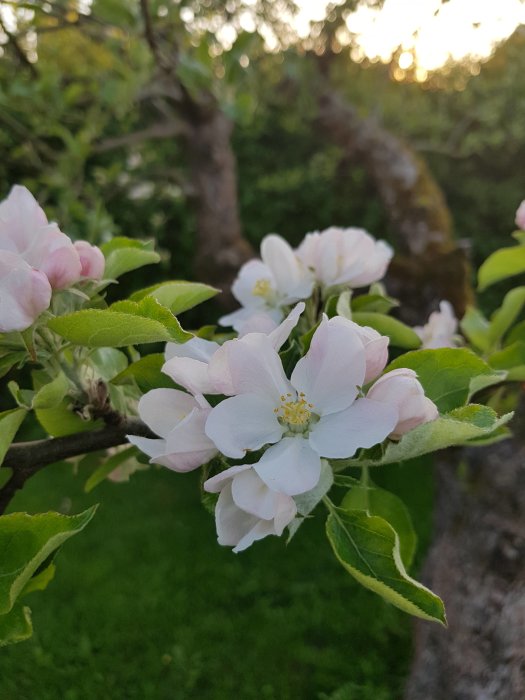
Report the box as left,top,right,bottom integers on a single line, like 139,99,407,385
0,186,105,333
129,226,438,552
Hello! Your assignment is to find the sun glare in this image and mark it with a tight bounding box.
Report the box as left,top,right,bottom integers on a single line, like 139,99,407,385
296,0,525,74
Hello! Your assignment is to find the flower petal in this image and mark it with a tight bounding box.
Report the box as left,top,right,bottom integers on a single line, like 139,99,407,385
309,397,398,459
231,469,280,520
204,464,252,493
254,437,322,496
137,388,197,438
215,484,261,548
233,519,276,553
162,356,216,395
231,259,274,309
165,336,219,362
164,407,218,471
268,302,305,351
291,316,366,415
261,234,313,302
205,393,283,458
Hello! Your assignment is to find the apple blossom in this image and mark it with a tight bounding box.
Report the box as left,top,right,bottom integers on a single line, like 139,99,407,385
414,300,459,349
366,368,438,440
219,234,313,333
204,465,297,552
350,321,390,383
74,240,105,280
515,200,525,230
0,185,82,289
0,252,52,332
205,316,399,496
127,388,217,471
296,226,393,289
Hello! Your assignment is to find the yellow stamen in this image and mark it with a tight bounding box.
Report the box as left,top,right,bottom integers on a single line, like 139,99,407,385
277,397,312,427
252,278,272,297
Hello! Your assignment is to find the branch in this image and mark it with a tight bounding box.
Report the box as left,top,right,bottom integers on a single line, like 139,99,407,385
93,121,189,153
0,417,155,515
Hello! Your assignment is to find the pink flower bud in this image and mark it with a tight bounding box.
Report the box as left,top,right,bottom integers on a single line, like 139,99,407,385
38,226,82,289
0,251,52,332
74,241,105,280
516,200,525,231
366,368,438,440
352,323,390,383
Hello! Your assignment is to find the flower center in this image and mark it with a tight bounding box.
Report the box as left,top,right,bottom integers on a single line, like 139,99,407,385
252,278,272,298
275,392,314,429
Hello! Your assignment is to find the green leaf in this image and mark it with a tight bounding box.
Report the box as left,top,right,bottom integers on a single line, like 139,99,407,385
487,287,525,349
386,348,496,412
460,306,490,352
351,312,421,349
20,563,56,597
351,293,398,314
100,237,160,280
335,291,353,319
478,244,525,291
111,353,174,392
0,408,26,466
129,281,220,315
0,351,27,379
326,507,446,624
505,319,525,346
32,372,70,409
338,405,512,468
84,447,138,493
0,507,97,616
287,460,334,542
0,602,32,647
88,348,129,381
489,341,525,381
48,298,191,347
341,484,417,570
35,400,102,437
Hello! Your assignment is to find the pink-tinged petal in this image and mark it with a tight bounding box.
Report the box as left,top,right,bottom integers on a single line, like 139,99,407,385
260,234,313,302
163,407,218,471
309,397,398,459
137,388,197,438
516,200,525,230
348,322,389,383
205,393,283,459
414,300,458,349
268,302,305,351
232,469,281,520
204,464,252,493
38,226,83,288
165,336,219,362
219,306,257,332
162,356,216,395
238,311,280,336
233,519,277,553
215,484,261,547
0,252,51,332
254,437,322,496
391,395,438,439
0,185,48,255
208,333,291,401
291,316,366,415
73,241,105,279
231,259,274,309
126,435,166,461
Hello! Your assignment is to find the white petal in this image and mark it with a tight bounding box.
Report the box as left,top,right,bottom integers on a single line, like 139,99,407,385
273,493,298,535
291,316,366,415
162,356,216,395
215,484,261,547
164,407,218,471
165,336,219,362
233,519,276,553
203,464,252,493
268,302,305,350
261,234,313,302
218,306,256,332
205,393,283,459
309,398,398,459
254,437,322,496
231,469,280,520
237,311,281,336
126,435,167,461
137,388,197,438
231,259,274,308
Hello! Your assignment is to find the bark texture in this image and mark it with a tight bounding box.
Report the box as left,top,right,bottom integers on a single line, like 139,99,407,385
405,434,525,700
317,90,472,322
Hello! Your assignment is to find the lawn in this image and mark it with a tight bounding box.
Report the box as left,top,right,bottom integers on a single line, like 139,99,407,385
0,458,433,700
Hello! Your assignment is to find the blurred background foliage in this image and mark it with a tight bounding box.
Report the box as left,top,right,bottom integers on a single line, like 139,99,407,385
0,1,524,697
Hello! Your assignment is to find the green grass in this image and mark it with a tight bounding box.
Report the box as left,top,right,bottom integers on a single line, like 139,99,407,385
0,459,433,700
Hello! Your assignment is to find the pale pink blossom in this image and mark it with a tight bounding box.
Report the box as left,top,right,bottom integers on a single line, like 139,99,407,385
296,227,393,289
350,321,390,383
366,368,438,440
127,388,217,472
515,200,525,230
205,316,399,496
219,234,313,332
0,251,52,332
414,300,458,349
204,465,297,552
74,240,105,280
0,185,82,289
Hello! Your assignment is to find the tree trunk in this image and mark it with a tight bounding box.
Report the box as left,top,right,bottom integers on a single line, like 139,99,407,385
186,109,253,296
316,90,472,322
316,87,525,698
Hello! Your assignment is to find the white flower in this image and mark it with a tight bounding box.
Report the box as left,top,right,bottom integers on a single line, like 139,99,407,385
163,303,305,396
219,234,313,333
204,465,297,553
0,251,52,333
349,321,390,384
296,226,393,289
366,368,438,440
205,316,399,496
127,388,217,472
414,300,459,349
516,200,525,230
